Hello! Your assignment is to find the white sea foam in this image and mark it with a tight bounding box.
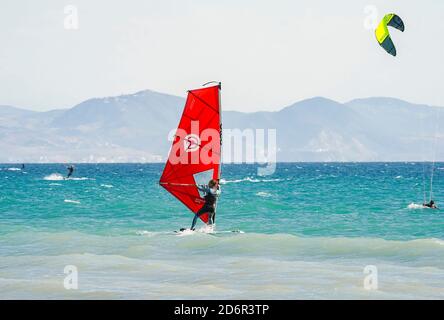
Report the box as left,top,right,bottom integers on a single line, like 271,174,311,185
100,184,114,188
2,231,444,299
137,228,244,237
256,191,272,197
64,199,81,204
44,173,93,181
220,177,255,184
136,230,164,237
175,225,216,236
43,173,65,181
220,177,283,184
408,203,424,209
198,225,215,233
175,229,196,236
136,230,182,236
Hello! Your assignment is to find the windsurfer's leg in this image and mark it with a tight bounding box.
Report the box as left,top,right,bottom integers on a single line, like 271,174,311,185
207,209,215,225
191,214,199,230
191,207,207,230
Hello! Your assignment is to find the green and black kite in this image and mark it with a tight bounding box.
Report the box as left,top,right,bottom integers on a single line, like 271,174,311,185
375,14,405,56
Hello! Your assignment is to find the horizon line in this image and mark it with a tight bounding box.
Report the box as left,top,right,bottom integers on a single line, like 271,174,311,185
1,89,441,114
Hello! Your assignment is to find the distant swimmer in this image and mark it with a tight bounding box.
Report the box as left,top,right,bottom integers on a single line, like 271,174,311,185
66,165,75,179
190,179,221,231
423,200,438,209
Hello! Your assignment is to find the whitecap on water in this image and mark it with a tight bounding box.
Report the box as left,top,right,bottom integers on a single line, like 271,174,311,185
0,167,21,171
100,184,113,188
220,178,243,184
407,203,424,209
220,177,282,184
44,173,93,181
44,173,65,181
136,230,164,237
64,199,81,204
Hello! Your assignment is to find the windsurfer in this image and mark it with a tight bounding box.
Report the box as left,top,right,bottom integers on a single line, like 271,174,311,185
159,84,222,232
423,200,438,209
66,165,75,179
191,179,221,230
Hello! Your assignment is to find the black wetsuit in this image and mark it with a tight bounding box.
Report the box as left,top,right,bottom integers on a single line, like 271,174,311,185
191,186,219,230
423,201,437,209
67,166,74,179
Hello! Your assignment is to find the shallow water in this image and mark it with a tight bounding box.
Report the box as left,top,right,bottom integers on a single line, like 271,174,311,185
1,163,443,299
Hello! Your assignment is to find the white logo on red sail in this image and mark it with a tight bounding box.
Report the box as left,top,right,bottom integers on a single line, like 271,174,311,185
184,134,200,152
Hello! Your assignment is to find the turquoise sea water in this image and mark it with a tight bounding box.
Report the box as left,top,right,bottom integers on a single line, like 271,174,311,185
1,163,444,299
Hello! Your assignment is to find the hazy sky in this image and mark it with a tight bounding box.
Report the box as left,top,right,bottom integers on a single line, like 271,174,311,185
1,0,444,112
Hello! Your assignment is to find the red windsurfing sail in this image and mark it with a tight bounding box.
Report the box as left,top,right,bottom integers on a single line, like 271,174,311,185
159,83,221,223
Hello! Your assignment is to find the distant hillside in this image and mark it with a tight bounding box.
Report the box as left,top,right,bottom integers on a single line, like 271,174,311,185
0,91,443,163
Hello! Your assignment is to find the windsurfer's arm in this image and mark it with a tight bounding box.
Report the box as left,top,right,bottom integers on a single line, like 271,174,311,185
197,185,209,192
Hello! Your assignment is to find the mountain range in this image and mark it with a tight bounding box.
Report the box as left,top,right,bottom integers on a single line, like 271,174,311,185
0,90,443,163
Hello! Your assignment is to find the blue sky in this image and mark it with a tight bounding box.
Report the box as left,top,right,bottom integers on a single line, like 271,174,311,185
1,0,443,111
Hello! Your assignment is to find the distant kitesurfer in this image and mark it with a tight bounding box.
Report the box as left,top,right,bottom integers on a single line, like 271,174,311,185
21,164,25,169
66,165,75,179
423,200,438,209
190,179,221,230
